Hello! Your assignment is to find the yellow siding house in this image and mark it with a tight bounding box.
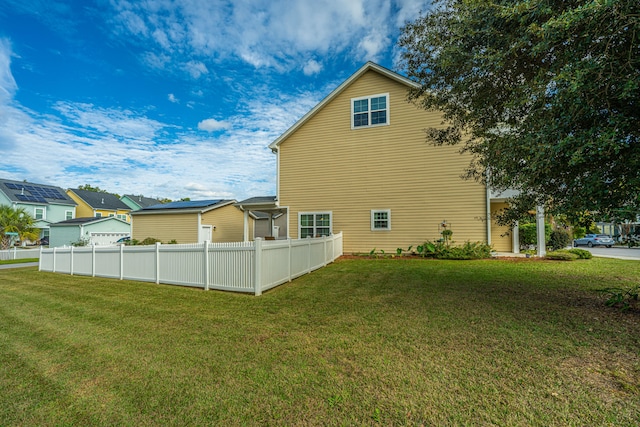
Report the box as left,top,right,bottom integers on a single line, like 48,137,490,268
131,199,253,244
268,62,514,253
67,188,132,222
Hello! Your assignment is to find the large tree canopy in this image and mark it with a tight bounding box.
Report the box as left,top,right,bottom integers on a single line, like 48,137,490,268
399,0,639,221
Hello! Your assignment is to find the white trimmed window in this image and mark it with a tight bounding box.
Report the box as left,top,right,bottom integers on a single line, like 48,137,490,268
117,214,127,221
95,212,102,218
299,212,332,238
34,207,45,220
351,93,389,129
65,210,73,220
371,209,391,231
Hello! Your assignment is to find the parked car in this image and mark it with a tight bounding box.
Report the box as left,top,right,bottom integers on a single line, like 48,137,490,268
38,237,49,246
116,236,131,243
573,234,615,248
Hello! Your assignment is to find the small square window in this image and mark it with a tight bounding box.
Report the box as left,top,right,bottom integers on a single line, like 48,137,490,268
34,208,45,220
371,210,391,231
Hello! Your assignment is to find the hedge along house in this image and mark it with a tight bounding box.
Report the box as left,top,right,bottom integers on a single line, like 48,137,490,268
265,62,536,254
130,199,253,244
49,217,131,248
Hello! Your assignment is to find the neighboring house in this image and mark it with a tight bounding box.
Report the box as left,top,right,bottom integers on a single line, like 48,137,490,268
235,196,288,240
0,178,77,242
130,199,252,244
67,188,132,222
49,217,131,248
121,194,162,211
265,62,516,254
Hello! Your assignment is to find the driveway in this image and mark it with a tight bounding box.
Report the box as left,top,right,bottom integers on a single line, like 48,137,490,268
580,246,640,260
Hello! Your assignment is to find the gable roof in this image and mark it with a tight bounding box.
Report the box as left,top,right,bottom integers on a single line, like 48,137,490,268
69,188,131,211
132,199,236,215
268,62,420,151
122,194,162,209
50,216,129,227
0,178,76,206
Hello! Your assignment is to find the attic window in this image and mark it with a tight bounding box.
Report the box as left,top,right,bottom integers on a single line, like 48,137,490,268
351,94,389,129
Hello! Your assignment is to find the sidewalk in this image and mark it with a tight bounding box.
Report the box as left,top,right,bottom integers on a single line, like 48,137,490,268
0,262,39,269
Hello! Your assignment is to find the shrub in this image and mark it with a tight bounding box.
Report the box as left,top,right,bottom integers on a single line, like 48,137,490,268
519,222,552,248
140,237,162,245
567,248,592,259
545,250,579,261
416,240,492,260
549,229,572,250
572,226,586,239
598,286,640,311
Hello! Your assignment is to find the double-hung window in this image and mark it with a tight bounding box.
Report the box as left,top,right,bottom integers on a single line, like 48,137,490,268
371,209,391,231
34,207,45,220
351,93,389,129
299,212,332,238
65,210,73,220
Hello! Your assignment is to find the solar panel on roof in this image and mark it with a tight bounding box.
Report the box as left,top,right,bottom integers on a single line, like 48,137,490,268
5,183,19,190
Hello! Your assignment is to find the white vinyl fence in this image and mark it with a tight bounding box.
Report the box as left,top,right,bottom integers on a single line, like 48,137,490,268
0,247,41,261
39,233,343,295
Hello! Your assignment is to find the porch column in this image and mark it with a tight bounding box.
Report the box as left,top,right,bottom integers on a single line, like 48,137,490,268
512,221,520,254
243,209,249,242
268,213,273,237
536,205,546,257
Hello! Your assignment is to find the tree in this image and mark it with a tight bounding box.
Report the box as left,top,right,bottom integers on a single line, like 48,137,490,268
0,206,37,249
399,0,640,223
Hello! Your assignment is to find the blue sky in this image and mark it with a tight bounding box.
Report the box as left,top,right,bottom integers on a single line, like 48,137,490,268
0,0,428,201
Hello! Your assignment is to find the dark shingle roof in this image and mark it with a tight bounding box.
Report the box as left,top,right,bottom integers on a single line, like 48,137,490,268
70,189,131,210
0,178,76,206
237,196,277,205
122,194,162,209
50,217,124,226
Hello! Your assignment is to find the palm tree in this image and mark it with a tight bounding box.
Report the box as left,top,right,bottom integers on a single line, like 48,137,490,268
0,205,38,249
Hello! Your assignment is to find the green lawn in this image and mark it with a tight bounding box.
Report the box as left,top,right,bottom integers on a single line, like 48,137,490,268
1,258,639,426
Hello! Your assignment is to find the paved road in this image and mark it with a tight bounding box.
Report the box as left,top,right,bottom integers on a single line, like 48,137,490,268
0,262,39,269
579,246,640,260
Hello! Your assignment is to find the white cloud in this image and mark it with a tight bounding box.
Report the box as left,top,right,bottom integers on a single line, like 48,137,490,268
197,118,231,132
303,59,322,76
0,38,18,101
168,93,179,103
183,60,208,79
106,0,430,74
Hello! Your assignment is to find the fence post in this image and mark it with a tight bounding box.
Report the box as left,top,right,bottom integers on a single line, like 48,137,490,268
322,235,328,266
254,238,262,296
307,237,312,274
288,238,292,282
155,242,161,284
92,244,96,277
120,244,124,280
52,247,57,273
12,246,16,260
70,246,74,275
204,241,210,291
38,246,42,271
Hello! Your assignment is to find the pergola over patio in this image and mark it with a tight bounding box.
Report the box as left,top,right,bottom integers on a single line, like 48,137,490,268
235,196,287,241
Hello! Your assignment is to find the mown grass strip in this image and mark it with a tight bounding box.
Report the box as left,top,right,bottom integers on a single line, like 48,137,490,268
1,259,638,426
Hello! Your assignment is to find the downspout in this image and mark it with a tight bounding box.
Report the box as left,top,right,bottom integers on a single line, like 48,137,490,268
486,185,492,246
